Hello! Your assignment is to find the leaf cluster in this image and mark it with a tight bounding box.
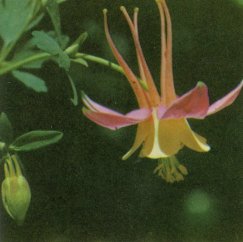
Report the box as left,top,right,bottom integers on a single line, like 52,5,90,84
0,0,87,97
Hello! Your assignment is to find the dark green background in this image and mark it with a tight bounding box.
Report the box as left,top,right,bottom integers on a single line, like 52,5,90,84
0,0,242,241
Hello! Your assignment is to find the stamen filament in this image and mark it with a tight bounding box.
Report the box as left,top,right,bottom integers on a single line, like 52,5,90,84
154,156,188,183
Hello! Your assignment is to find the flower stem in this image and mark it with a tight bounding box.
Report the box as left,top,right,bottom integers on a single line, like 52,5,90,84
0,53,51,76
75,53,148,90
0,51,144,90
0,52,123,77
75,53,125,75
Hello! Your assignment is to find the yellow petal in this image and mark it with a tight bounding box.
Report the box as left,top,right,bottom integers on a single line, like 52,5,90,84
158,119,184,156
141,113,168,159
122,122,147,160
182,120,210,152
123,113,168,160
158,118,210,155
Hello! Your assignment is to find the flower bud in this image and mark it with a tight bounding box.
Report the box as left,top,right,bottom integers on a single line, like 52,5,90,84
1,155,31,225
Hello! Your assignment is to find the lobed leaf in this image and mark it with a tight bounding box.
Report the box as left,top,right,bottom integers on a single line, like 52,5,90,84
56,51,70,71
32,31,61,55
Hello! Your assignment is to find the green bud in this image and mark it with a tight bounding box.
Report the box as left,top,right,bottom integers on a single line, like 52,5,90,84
1,155,31,225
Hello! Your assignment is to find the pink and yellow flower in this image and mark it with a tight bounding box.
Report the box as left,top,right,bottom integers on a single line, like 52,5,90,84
82,0,242,182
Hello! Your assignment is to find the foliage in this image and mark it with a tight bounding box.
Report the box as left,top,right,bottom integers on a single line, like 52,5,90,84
0,112,63,155
0,0,87,101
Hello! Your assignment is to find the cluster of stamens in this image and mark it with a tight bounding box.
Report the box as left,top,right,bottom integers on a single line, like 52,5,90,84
153,156,188,183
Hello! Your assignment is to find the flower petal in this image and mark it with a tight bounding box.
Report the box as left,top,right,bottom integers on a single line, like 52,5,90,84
140,111,168,159
122,121,148,160
158,119,184,156
126,108,152,119
83,107,151,130
159,82,209,119
182,120,210,152
158,119,210,156
103,9,148,108
82,92,121,115
82,94,151,130
123,113,168,160
207,81,243,116
120,7,160,106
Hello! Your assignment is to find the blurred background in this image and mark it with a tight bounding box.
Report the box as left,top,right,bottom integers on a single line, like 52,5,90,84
0,0,242,241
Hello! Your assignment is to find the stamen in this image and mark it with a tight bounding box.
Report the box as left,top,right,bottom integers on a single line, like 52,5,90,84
153,156,188,183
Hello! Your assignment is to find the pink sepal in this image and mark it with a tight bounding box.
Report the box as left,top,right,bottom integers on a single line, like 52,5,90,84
158,83,209,119
82,94,151,130
207,81,243,115
82,93,121,115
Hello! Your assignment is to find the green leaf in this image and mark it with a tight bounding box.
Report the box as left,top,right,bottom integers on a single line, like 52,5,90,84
64,32,88,56
12,70,47,92
56,51,70,71
58,35,69,49
32,31,61,55
9,130,63,152
0,112,13,144
73,32,88,47
46,0,62,46
32,31,70,70
71,58,88,67
45,30,69,49
0,0,36,46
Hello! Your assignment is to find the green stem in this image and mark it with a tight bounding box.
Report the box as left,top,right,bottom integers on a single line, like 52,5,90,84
0,52,122,77
67,73,78,106
0,53,51,76
0,51,147,90
75,53,125,75
76,53,148,90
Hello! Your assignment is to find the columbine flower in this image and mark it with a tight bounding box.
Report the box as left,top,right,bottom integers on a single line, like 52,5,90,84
82,0,242,183
1,154,31,225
